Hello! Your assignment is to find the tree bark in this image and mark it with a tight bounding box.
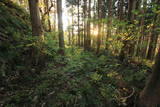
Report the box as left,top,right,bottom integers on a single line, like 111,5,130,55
86,0,91,51
53,0,56,30
118,0,124,21
96,0,102,54
77,0,80,46
71,5,75,45
57,0,65,55
136,0,147,57
147,4,160,60
28,0,43,37
106,0,112,50
83,0,87,50
46,0,51,31
139,48,160,107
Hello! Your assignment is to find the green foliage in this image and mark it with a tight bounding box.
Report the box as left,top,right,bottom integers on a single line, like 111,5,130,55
0,0,31,36
0,0,60,81
2,45,151,107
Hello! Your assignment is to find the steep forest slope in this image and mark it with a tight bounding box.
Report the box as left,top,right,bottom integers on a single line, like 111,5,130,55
0,0,36,80
0,0,31,76
0,0,31,38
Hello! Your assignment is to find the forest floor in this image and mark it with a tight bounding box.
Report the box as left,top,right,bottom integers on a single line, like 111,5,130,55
0,48,152,107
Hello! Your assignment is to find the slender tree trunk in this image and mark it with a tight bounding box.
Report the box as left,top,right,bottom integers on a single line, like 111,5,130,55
136,0,146,57
71,5,74,45
128,0,137,55
81,21,84,47
86,0,91,50
118,0,124,21
96,0,102,54
46,0,51,31
77,0,80,46
43,0,52,31
28,0,43,37
53,0,56,30
68,29,71,45
147,28,159,60
147,8,160,60
57,0,65,55
117,0,124,34
83,0,87,50
101,0,105,48
127,0,137,24
106,0,112,50
92,0,97,49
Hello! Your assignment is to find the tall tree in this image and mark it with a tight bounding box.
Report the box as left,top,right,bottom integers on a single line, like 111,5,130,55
118,0,124,21
147,13,160,60
53,0,57,30
57,0,65,55
106,0,113,49
85,0,91,51
83,0,87,50
28,0,43,37
71,5,75,45
139,48,160,107
77,0,80,46
136,0,147,57
44,0,52,31
96,0,102,54
128,0,136,22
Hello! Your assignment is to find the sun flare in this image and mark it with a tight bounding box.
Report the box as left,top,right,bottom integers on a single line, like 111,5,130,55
91,28,98,36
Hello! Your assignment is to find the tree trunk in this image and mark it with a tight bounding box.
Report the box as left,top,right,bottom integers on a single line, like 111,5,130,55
53,0,56,30
86,0,91,51
139,48,160,107
46,0,51,31
57,0,65,55
147,7,160,60
83,0,87,50
136,0,146,57
43,0,52,31
106,0,112,50
77,0,80,46
68,28,71,45
96,0,102,54
28,0,43,37
128,0,137,55
71,5,74,45
128,0,135,21
118,0,124,21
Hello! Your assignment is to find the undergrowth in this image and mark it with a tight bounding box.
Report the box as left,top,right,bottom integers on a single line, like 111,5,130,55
1,42,150,106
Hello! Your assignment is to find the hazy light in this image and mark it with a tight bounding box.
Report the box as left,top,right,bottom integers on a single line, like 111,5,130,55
62,0,71,31
93,30,98,36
